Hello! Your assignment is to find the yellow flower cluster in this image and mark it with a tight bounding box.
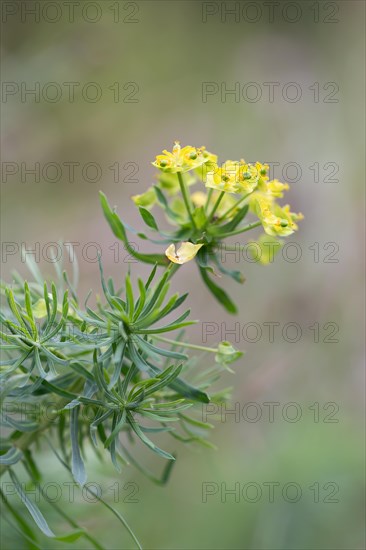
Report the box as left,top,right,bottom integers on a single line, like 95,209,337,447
147,143,303,261
266,178,290,198
205,160,267,195
152,141,209,174
254,195,304,237
134,144,215,210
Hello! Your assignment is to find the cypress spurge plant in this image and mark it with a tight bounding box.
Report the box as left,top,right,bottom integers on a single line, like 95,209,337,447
1,142,302,549
103,141,303,313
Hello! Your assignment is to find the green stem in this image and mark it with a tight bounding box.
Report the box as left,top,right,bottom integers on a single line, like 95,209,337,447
216,220,262,239
177,171,196,230
216,192,251,223
152,335,218,354
205,191,225,226
166,262,180,280
204,188,213,213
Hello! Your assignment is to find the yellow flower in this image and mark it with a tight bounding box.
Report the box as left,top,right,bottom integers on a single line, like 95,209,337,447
267,179,290,198
153,141,207,173
201,147,217,165
205,161,240,194
255,162,269,180
195,147,218,181
255,196,303,237
249,176,290,211
238,160,263,192
205,160,261,195
165,242,203,264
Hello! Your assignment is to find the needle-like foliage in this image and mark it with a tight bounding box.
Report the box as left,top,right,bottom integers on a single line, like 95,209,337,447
1,141,302,549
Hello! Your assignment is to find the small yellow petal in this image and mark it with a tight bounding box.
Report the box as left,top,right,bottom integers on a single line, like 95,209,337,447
165,242,203,264
153,142,208,173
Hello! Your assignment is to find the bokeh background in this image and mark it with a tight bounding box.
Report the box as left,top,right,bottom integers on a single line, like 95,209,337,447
1,1,365,548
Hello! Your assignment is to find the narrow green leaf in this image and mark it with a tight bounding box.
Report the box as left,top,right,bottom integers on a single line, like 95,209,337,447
55,531,85,543
139,207,159,231
212,253,245,284
146,363,210,404
2,414,38,433
0,447,23,465
216,204,249,233
34,348,47,378
43,282,51,319
127,342,150,373
70,407,87,486
97,257,126,314
121,444,176,486
125,274,135,319
45,283,58,333
24,282,38,338
127,412,175,460
199,266,238,314
5,288,30,335
180,414,214,429
1,492,39,550
135,336,187,361
130,364,183,401
153,186,180,222
99,192,168,265
40,379,78,400
104,409,126,448
132,278,147,320
9,470,55,537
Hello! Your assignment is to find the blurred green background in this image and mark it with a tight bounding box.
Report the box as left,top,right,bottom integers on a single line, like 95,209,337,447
1,1,365,548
